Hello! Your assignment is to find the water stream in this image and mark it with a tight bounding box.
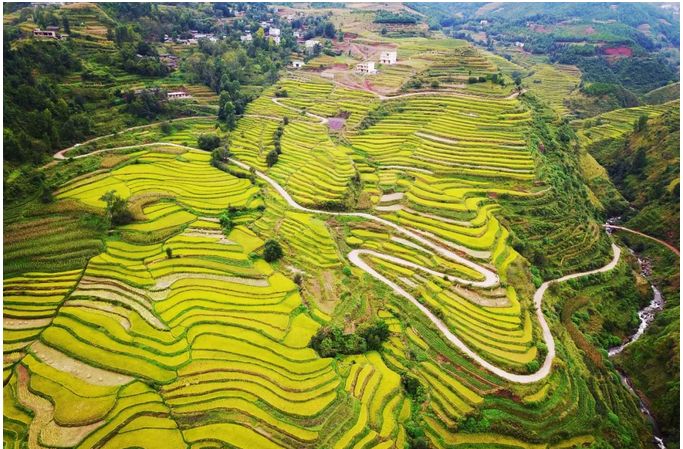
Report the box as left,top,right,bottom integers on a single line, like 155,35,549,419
606,246,667,449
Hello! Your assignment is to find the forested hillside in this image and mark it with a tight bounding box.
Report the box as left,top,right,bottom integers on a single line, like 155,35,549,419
3,2,295,202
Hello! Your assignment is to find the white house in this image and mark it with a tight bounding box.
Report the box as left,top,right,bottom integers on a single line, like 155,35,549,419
269,35,281,45
167,91,192,100
379,51,397,65
292,60,305,69
240,33,252,42
305,39,320,49
268,27,281,37
167,91,192,101
355,61,377,75
480,20,489,25
293,30,302,39
33,28,61,39
514,41,525,48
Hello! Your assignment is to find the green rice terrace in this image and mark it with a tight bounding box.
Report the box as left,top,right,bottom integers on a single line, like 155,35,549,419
2,3,679,449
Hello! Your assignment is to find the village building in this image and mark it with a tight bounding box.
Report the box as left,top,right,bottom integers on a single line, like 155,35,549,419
167,91,192,101
268,27,281,37
240,33,253,42
33,28,64,39
292,60,305,69
269,35,281,45
480,19,489,25
355,61,377,75
514,41,525,48
379,51,397,65
305,39,320,49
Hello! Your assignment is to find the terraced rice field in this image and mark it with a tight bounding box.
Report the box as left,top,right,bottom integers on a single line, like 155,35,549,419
573,100,678,147
526,64,581,116
4,38,623,449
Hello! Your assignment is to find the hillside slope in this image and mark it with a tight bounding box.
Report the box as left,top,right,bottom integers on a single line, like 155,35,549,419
589,102,680,247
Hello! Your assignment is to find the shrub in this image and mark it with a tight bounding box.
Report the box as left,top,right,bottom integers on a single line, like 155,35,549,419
263,239,283,262
197,134,221,151
166,247,173,258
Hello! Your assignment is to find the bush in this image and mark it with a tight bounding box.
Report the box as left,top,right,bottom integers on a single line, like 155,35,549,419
263,239,283,262
166,247,173,258
197,134,221,151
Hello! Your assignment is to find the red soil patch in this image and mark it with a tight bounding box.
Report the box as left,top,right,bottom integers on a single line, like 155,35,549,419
584,26,596,35
604,46,633,57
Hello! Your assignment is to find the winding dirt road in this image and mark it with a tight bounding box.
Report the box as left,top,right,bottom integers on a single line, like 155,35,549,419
227,155,622,383
53,116,212,160
604,224,679,257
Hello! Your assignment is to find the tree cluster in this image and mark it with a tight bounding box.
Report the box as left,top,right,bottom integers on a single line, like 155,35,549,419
310,320,390,358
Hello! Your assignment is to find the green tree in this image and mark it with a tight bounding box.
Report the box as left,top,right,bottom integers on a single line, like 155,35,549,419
266,149,279,167
62,16,70,34
218,93,237,130
219,209,233,234
263,239,283,262
100,190,133,226
631,147,647,175
197,134,221,151
634,114,649,132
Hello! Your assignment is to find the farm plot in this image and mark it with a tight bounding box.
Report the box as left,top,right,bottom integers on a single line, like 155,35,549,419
526,64,581,116
57,148,261,215
572,101,676,147
230,115,356,207
349,95,533,181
